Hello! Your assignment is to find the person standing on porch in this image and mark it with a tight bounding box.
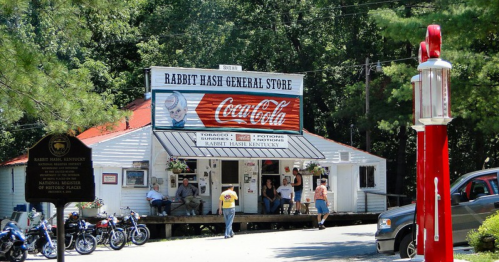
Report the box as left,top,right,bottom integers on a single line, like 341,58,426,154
218,184,238,239
314,178,330,230
277,178,294,214
291,168,303,215
146,184,171,216
176,178,201,216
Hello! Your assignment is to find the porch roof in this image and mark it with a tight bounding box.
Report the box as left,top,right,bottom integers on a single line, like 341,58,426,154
154,131,324,160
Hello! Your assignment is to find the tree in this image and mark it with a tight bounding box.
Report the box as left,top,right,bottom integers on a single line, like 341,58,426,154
370,0,499,176
0,0,132,161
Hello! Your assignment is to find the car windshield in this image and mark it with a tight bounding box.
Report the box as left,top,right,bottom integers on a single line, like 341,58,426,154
451,172,499,190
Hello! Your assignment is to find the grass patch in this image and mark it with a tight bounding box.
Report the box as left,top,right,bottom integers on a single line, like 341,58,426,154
455,251,499,262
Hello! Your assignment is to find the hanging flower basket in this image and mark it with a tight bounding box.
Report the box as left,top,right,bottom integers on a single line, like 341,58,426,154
306,162,324,177
313,169,322,176
166,157,189,174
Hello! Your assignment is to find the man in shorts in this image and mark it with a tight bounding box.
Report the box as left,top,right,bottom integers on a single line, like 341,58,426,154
314,178,330,230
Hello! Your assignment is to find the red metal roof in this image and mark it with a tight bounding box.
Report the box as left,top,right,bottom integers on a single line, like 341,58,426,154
0,98,152,166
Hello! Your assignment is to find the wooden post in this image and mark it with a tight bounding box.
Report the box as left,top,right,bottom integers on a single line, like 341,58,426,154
164,224,172,238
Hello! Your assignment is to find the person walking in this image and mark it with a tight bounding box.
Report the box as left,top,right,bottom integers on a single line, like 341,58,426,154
291,167,303,215
314,178,330,230
218,184,238,239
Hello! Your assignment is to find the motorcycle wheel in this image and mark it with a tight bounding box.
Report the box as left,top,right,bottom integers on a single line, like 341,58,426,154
109,230,126,250
75,235,97,255
131,227,149,245
42,239,58,259
7,246,27,262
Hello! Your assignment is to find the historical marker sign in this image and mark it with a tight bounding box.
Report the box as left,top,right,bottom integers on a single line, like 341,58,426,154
26,134,95,205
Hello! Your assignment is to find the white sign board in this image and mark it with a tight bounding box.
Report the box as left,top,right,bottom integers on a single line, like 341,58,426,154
196,132,288,149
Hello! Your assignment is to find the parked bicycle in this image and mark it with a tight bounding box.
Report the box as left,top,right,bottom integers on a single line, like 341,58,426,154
116,207,149,245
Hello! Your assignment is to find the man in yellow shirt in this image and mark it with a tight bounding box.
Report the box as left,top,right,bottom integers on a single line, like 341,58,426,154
218,184,238,239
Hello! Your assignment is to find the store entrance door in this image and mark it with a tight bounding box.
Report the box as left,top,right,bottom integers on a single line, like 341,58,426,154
222,160,241,212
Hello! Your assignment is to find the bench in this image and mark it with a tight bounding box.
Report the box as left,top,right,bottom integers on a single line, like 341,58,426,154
149,199,204,216
260,198,297,214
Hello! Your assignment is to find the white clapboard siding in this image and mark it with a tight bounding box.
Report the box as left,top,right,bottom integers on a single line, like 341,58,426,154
90,126,152,215
0,126,152,220
0,166,27,219
90,126,151,167
303,131,387,213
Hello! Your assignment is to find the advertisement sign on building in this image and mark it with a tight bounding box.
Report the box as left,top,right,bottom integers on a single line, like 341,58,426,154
150,67,304,133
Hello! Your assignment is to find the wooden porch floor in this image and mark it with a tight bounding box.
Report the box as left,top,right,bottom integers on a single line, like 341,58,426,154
86,212,379,238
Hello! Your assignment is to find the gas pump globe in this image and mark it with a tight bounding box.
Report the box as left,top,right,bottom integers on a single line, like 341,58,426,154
411,74,423,130
417,25,452,124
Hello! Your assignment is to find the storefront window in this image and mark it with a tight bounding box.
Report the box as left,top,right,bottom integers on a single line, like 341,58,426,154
359,166,375,188
182,159,197,173
261,160,279,174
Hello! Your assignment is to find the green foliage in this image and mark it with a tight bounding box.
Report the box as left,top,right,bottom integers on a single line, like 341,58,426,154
455,252,499,262
1,0,499,199
75,197,104,209
467,211,499,252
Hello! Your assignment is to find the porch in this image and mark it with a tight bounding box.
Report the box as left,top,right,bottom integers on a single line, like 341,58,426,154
86,212,379,238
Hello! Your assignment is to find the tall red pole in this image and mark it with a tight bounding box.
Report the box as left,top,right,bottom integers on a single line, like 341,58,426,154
423,125,453,262
414,42,428,255
412,72,425,255
416,129,425,255
418,24,454,262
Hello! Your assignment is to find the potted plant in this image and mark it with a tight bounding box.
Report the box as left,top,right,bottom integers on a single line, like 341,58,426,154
306,162,324,176
166,157,189,174
75,197,104,217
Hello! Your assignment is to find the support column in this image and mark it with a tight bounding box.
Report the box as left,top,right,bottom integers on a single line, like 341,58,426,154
416,130,425,255
424,125,453,262
164,224,172,238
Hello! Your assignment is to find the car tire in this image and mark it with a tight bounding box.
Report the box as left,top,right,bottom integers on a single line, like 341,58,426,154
399,234,416,259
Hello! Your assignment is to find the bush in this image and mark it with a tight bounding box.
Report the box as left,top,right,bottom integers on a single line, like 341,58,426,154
467,211,499,252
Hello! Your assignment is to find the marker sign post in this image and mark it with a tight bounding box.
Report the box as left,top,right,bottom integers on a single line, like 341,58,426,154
26,134,94,262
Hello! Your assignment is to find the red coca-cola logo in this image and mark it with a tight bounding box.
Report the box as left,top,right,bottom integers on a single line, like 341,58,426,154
196,94,300,131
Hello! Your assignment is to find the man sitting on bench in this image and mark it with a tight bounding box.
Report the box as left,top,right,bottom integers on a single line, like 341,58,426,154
176,178,201,216
147,184,171,216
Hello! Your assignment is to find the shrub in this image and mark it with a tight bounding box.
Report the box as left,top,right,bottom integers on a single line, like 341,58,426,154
467,211,499,252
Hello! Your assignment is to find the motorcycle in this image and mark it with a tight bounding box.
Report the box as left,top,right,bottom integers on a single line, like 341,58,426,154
25,213,57,259
55,212,97,255
117,207,150,245
90,212,126,250
0,221,27,262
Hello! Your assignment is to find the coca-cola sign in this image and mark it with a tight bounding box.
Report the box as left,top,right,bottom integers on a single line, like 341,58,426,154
197,94,300,131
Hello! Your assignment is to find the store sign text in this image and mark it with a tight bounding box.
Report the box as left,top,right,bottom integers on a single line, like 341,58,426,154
196,133,288,149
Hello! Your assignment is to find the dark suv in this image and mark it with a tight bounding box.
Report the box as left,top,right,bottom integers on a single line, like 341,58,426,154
375,168,499,258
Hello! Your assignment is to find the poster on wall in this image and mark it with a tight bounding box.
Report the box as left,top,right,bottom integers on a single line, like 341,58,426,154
248,178,257,193
199,177,209,196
